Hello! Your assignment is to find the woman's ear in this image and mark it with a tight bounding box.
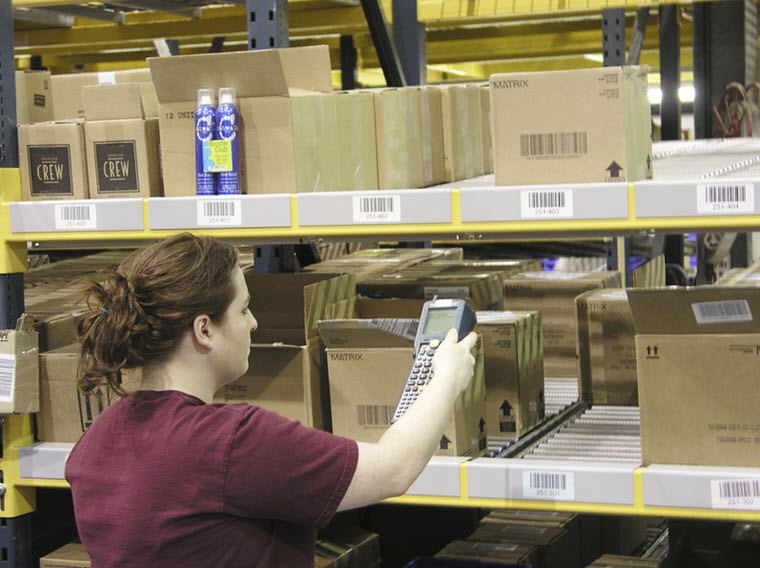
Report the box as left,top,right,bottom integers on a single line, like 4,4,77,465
192,314,214,349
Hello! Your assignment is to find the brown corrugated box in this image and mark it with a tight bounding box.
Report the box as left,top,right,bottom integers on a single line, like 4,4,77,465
490,66,652,186
628,286,760,467
373,87,424,190
469,522,580,568
0,315,39,414
503,270,622,377
40,542,91,568
436,83,483,182
436,540,538,565
214,272,355,431
715,266,760,286
476,310,544,438
15,70,54,124
575,289,637,405
334,90,378,191
147,46,335,197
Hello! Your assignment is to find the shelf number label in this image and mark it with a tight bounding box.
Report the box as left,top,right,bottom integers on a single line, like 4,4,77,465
353,195,401,223
520,189,573,219
697,183,754,214
522,470,575,501
197,199,242,226
710,479,760,510
54,204,96,230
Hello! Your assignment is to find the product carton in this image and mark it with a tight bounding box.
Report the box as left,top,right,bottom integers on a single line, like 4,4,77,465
51,68,152,121
147,46,335,196
435,540,538,565
40,542,91,568
15,70,54,124
83,83,161,198
437,84,483,182
419,86,446,186
214,272,355,431
316,524,381,568
575,289,637,405
373,87,424,189
715,266,760,286
19,120,89,200
475,311,544,437
480,83,493,174
27,307,85,352
503,271,622,377
319,297,487,457
469,523,579,568
0,315,39,414
490,66,653,185
334,90,378,191
628,286,760,467
588,555,664,568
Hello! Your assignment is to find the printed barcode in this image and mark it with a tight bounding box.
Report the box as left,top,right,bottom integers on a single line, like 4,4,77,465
693,300,752,324
527,191,566,209
718,480,760,499
203,200,236,218
359,197,395,213
705,185,747,203
528,472,567,490
60,205,91,222
0,356,15,401
520,132,588,157
357,405,394,427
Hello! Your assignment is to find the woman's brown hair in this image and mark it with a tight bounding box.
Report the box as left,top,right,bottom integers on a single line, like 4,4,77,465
76,233,239,396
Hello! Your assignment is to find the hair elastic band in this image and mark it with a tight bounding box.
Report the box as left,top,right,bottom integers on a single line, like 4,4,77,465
100,307,109,315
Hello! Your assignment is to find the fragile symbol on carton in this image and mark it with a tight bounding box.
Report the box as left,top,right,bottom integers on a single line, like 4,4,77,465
645,345,659,358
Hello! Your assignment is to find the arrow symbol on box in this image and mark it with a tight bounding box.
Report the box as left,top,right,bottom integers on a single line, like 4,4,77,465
479,418,486,433
500,400,512,416
606,161,623,178
440,435,451,450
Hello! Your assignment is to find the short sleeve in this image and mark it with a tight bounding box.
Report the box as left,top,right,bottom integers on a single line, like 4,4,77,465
222,406,358,528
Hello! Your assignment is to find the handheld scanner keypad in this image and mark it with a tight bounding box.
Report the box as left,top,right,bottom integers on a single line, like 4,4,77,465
391,298,476,424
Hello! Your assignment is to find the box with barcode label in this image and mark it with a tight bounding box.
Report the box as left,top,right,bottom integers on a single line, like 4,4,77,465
628,287,760,467
19,121,89,201
489,66,653,186
0,316,39,414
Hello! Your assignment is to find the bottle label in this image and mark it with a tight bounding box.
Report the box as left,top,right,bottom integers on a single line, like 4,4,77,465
203,140,233,173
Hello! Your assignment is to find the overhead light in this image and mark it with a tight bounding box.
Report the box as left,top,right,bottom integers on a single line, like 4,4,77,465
648,85,695,104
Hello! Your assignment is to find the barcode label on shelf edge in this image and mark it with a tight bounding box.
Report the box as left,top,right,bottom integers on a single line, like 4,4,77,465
521,470,575,501
710,479,760,510
692,300,752,324
197,199,242,226
0,355,16,403
520,189,574,219
697,183,755,214
352,195,401,223
54,203,97,230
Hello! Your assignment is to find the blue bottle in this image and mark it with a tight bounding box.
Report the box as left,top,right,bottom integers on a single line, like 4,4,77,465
194,88,216,195
216,87,241,194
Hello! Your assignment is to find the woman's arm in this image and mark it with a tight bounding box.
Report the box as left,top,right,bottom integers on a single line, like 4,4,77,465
337,328,478,511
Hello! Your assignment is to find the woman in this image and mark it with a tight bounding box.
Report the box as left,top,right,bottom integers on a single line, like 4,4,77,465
66,233,477,567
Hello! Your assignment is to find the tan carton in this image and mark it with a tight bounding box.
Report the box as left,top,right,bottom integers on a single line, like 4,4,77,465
476,310,544,437
334,90,378,191
503,271,622,377
147,46,335,196
715,266,760,286
576,289,637,405
0,315,39,414
15,70,53,124
373,87,424,190
419,86,446,186
19,121,89,200
469,523,580,568
40,542,91,568
436,540,538,565
437,84,480,182
490,66,653,185
628,286,760,467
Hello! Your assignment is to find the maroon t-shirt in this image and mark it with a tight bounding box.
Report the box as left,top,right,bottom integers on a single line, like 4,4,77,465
65,390,358,568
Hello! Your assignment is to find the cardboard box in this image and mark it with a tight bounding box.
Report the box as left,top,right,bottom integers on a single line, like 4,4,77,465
476,311,544,437
437,84,482,182
419,86,446,186
214,273,355,430
37,344,116,442
15,70,54,124
0,315,39,414
319,298,487,457
469,523,579,568
40,542,90,568
715,266,760,286
334,90,378,191
29,310,85,352
291,92,340,192
147,46,334,197
82,82,158,121
435,540,538,565
588,556,663,568
316,525,381,568
503,271,622,377
19,120,89,200
576,289,637,405
480,83,493,174
628,286,760,467
373,87,424,190
490,66,653,186
51,68,152,121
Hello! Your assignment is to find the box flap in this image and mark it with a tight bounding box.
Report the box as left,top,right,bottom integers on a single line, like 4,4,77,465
148,46,332,103
318,318,417,348
627,286,760,334
83,83,144,120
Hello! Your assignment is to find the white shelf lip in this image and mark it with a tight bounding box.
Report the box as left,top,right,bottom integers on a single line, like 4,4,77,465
9,199,144,233
148,194,291,230
18,442,73,480
634,178,760,218
466,457,637,505
459,182,629,223
296,188,452,227
643,464,760,511
405,456,468,498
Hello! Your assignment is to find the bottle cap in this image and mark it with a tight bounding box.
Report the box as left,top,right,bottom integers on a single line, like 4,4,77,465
197,88,214,106
218,87,236,106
